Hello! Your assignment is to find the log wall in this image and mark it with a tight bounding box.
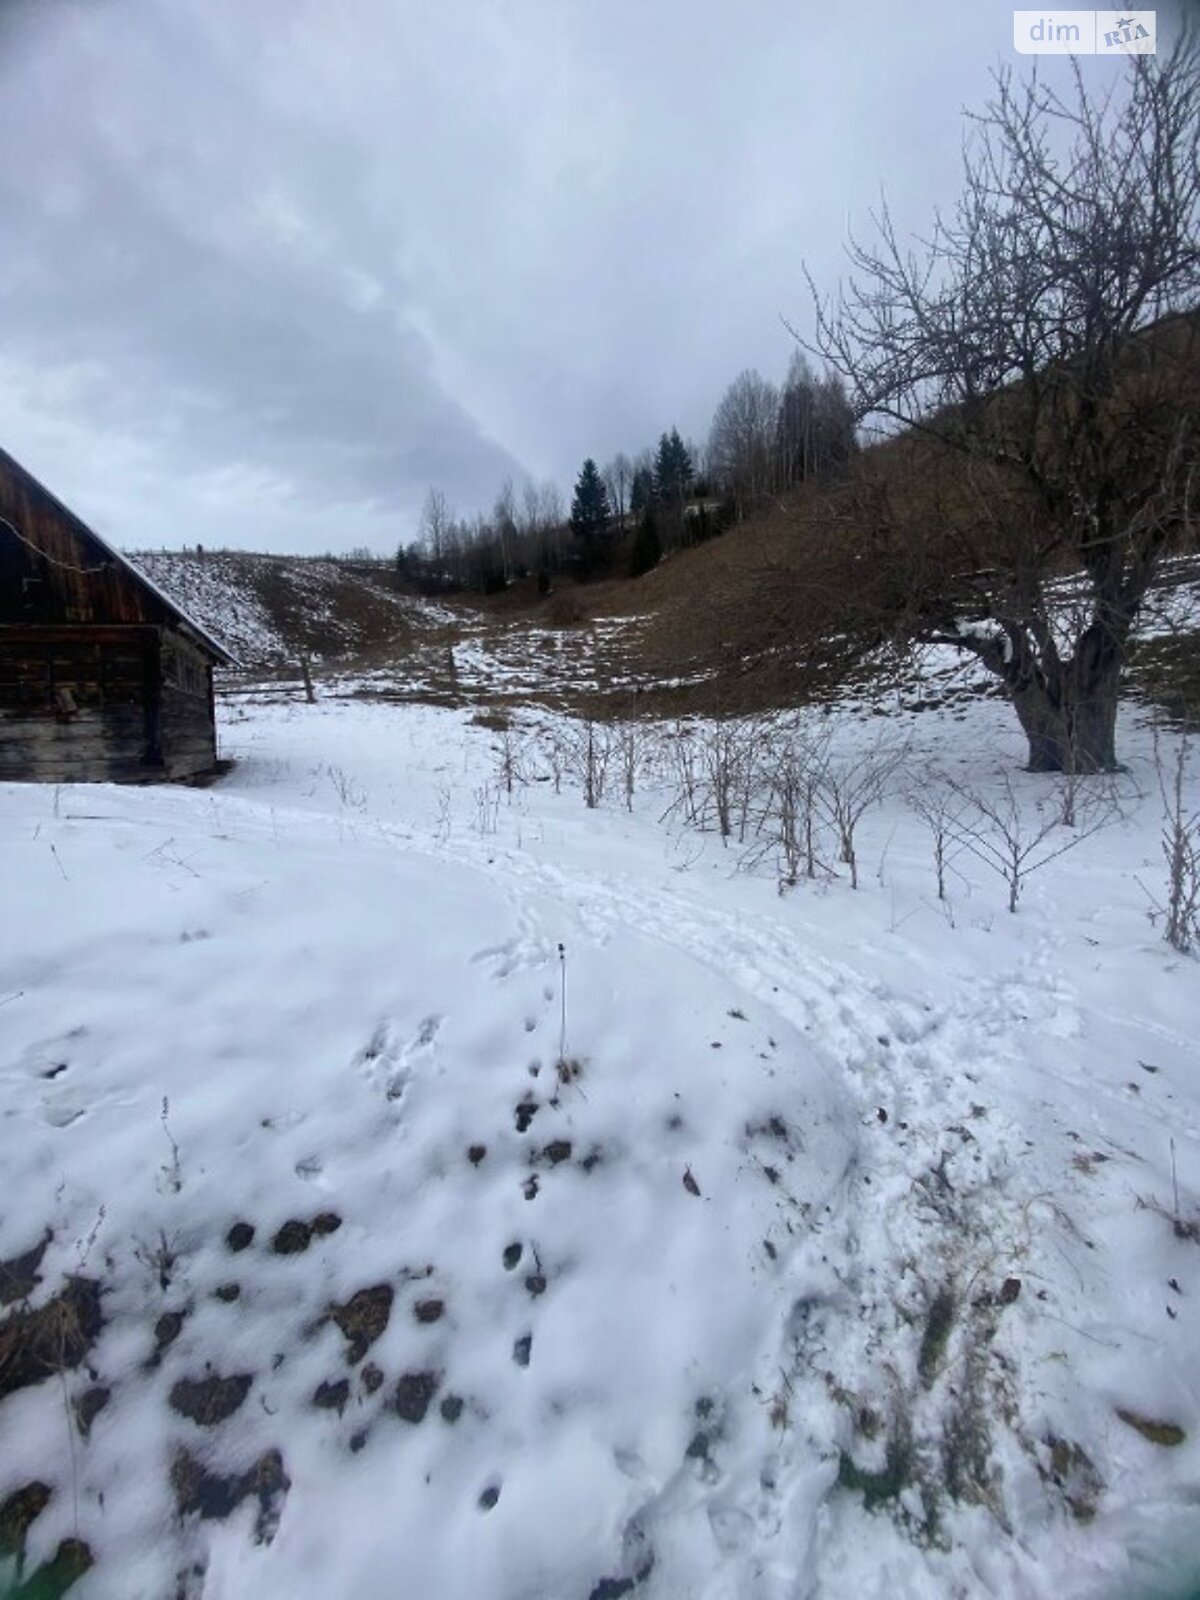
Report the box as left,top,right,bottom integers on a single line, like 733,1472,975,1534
0,625,216,784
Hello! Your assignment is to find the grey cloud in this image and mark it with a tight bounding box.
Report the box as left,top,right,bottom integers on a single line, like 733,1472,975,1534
0,0,1169,552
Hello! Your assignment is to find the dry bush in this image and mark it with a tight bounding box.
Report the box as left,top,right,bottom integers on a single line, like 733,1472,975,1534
945,773,1115,913
817,739,909,889
659,721,765,842
1147,725,1200,952
614,722,646,811
907,778,974,901
557,720,612,809
739,722,834,889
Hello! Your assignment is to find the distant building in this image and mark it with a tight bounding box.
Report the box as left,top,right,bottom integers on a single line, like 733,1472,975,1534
0,447,234,783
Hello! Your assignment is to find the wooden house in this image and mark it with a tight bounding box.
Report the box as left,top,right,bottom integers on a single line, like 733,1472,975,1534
0,447,234,783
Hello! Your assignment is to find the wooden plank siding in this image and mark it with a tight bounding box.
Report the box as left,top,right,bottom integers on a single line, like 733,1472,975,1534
158,633,218,778
0,456,165,628
0,627,161,782
0,448,230,784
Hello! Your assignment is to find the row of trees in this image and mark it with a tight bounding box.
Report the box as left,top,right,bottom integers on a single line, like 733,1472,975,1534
398,355,855,593
708,355,855,519
567,365,857,570
396,477,567,595
568,429,708,577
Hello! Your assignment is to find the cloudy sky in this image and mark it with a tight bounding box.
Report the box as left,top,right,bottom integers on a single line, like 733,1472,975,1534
0,0,1184,554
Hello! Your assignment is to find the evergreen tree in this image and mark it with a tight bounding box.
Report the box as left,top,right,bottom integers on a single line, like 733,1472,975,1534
653,428,693,506
629,508,662,577
569,458,611,542
629,464,656,515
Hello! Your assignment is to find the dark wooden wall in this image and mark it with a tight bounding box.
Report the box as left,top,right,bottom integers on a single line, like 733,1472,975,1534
159,633,218,778
0,626,217,784
0,626,160,783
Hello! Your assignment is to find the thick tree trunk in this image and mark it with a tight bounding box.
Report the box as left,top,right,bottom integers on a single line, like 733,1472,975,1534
1009,643,1122,773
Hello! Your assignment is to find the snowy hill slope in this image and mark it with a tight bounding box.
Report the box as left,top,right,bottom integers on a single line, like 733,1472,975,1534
1,682,1198,1600
125,550,450,668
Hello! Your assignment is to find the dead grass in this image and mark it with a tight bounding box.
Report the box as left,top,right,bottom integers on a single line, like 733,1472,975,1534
172,1446,289,1543
0,1277,103,1404
330,1284,394,1363
1114,1408,1187,1447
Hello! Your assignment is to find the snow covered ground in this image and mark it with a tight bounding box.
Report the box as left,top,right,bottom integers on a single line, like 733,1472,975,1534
1,681,1198,1600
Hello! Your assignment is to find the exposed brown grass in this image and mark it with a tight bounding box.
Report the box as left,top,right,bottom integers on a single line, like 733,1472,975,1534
0,1277,103,1404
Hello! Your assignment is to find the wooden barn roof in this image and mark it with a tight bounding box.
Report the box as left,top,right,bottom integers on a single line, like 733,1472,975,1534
0,446,235,664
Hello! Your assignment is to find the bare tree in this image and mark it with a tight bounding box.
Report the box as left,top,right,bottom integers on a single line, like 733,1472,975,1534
493,478,518,582
708,369,781,519
603,453,633,526
809,37,1200,773
777,352,857,487
419,487,454,567
521,477,567,575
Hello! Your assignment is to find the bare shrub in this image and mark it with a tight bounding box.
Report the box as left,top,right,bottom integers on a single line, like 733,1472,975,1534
818,740,908,889
659,722,703,829
537,728,567,795
741,722,832,890
947,773,1114,913
563,720,611,809
1146,725,1200,953
326,764,366,810
493,726,527,798
614,722,645,812
133,1230,179,1294
473,782,501,836
907,778,973,901
660,721,763,843
702,723,760,844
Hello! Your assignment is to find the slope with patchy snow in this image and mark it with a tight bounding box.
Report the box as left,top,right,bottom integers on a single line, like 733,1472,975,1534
125,550,447,668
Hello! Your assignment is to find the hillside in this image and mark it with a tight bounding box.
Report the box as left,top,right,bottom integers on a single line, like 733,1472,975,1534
126,550,451,669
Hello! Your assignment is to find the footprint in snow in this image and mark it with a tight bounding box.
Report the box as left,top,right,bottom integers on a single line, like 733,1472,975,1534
470,934,552,981
41,1100,87,1128
707,1505,755,1555
356,1015,442,1103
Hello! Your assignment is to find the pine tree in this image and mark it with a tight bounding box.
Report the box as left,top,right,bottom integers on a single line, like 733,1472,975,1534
569,458,611,541
630,465,656,515
629,508,662,577
653,429,693,507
